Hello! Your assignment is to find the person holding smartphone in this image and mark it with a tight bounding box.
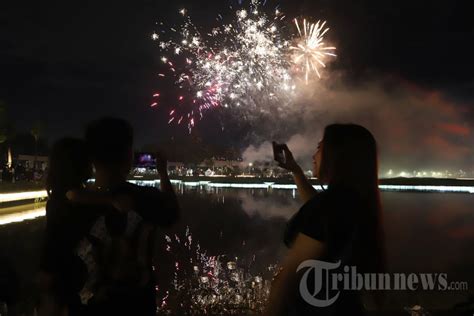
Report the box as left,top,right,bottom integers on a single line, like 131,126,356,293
266,124,386,316
62,118,179,316
39,128,179,316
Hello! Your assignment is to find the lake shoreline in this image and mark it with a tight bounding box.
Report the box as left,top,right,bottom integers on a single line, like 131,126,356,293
1,176,474,193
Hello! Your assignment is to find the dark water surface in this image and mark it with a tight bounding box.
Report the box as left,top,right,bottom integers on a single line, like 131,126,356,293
0,187,473,314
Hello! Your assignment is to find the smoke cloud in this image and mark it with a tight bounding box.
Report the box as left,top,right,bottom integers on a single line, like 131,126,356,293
242,76,473,173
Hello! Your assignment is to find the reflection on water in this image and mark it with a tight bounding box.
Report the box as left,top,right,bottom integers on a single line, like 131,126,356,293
156,227,278,314
0,206,46,225
0,186,473,313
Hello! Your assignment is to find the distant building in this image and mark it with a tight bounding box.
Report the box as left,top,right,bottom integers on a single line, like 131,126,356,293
168,162,185,168
212,160,244,168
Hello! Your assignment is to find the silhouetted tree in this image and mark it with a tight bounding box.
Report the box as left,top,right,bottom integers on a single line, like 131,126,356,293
30,121,44,170
0,101,15,165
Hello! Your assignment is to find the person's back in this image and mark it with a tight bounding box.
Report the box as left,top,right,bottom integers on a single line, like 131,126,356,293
40,138,94,315
284,185,366,316
43,195,100,310
72,117,179,316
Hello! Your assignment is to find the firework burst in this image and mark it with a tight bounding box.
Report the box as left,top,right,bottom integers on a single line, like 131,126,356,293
291,18,336,83
151,1,336,131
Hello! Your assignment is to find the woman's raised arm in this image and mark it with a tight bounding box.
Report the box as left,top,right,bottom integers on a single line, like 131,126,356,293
278,145,317,203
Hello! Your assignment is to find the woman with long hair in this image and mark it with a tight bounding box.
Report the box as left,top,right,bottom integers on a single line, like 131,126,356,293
265,124,385,315
40,138,93,315
46,138,92,198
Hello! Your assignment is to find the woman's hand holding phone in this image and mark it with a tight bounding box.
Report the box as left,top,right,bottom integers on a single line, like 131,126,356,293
273,142,302,174
272,141,286,164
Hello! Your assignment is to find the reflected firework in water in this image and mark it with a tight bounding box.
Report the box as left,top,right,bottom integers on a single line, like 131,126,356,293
156,227,278,315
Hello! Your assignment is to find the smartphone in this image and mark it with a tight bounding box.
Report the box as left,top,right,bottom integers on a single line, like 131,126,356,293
272,141,286,164
135,153,157,168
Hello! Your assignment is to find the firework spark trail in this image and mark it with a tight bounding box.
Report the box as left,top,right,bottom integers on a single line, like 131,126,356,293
151,1,336,131
290,18,337,83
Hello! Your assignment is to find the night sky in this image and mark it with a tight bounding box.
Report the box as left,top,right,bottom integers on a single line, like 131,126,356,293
1,0,472,165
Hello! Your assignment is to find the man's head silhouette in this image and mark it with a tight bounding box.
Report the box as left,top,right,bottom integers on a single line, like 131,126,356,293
85,117,134,184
